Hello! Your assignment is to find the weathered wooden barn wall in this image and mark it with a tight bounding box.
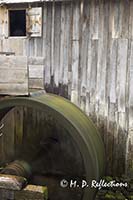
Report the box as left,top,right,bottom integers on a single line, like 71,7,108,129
0,0,133,176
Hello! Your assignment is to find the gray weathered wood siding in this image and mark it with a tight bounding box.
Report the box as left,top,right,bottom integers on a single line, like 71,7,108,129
0,56,28,95
0,0,133,176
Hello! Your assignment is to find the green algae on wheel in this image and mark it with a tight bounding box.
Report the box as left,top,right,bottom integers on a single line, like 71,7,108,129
0,93,105,200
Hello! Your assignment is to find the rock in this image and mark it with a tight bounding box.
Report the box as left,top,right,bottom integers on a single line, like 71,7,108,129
15,184,48,200
0,174,27,191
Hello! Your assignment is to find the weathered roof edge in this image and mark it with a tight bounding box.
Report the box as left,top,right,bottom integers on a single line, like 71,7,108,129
0,0,72,4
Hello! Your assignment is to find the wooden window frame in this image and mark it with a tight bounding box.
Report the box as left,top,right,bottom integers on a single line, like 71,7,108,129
8,8,27,38
7,6,42,38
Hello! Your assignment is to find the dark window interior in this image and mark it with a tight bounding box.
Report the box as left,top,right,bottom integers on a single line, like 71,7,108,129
9,10,26,37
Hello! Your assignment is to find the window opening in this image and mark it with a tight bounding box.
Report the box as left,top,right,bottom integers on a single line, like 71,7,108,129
9,10,26,37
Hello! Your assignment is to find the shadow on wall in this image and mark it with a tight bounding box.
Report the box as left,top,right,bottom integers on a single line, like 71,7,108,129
89,113,131,177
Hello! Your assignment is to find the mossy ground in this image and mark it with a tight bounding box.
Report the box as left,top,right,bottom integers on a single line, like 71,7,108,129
95,176,133,200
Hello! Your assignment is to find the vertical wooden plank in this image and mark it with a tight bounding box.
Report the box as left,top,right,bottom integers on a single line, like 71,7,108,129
121,0,130,39
51,1,55,77
71,2,80,106
90,0,99,40
109,39,117,103
87,39,91,92
59,2,65,84
33,38,36,57
86,0,92,115
3,8,8,38
23,38,28,56
111,0,122,39
85,92,90,116
72,2,80,41
44,3,52,85
62,2,71,86
71,41,80,106
116,38,128,174
129,42,133,108
129,0,133,39
86,0,99,117
96,0,104,103
53,3,61,87
106,0,117,175
36,38,43,57
29,39,35,57
86,38,91,115
107,37,118,174
80,1,90,111
42,4,47,90
89,40,98,104
68,2,73,99
96,0,108,113
42,3,47,60
88,40,98,117
117,39,128,113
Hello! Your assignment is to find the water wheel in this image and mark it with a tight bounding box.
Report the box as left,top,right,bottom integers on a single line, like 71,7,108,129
0,92,105,200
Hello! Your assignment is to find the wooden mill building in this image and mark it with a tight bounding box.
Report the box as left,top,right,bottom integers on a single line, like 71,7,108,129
0,0,132,177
